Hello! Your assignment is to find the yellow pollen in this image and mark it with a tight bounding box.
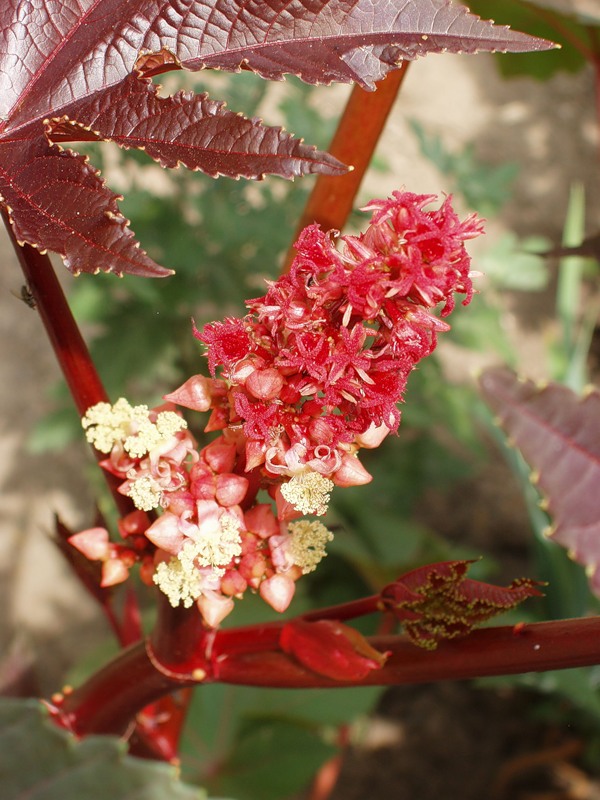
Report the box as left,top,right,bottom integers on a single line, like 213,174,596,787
81,398,187,457
280,471,334,516
287,519,334,574
186,514,242,569
127,474,163,511
153,515,242,607
153,555,202,608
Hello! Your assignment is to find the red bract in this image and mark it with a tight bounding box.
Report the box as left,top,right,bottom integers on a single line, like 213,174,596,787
280,619,389,681
381,560,544,650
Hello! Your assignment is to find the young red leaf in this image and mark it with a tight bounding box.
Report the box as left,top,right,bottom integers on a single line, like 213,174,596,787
479,366,600,595
381,560,543,649
0,1,553,277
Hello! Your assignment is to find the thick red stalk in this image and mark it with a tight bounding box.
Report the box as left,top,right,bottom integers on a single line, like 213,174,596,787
52,640,195,736
216,617,600,687
283,65,409,270
150,593,216,674
3,213,107,415
2,211,136,517
54,615,600,736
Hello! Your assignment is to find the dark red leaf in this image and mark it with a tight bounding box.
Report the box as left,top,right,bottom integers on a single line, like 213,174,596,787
47,74,342,179
1,136,164,277
479,366,600,595
0,1,554,277
381,560,543,649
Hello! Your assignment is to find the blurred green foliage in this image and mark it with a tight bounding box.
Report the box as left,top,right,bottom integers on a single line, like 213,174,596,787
463,0,599,80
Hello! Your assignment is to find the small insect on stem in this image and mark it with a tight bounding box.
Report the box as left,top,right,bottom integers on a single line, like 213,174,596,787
11,284,36,309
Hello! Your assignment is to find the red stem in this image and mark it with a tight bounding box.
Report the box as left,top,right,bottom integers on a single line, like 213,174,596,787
54,615,600,737
216,617,600,687
283,65,409,270
53,640,195,736
150,593,215,675
2,211,136,517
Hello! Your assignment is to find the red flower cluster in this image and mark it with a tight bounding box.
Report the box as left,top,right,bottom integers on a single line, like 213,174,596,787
73,191,482,627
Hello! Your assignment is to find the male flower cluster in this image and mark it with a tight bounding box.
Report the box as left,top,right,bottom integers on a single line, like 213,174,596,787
73,191,482,627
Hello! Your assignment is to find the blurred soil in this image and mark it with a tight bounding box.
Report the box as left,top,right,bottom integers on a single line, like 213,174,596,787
1,46,599,799
326,683,600,800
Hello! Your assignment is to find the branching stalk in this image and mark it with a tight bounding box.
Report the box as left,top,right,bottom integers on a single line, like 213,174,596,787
2,211,136,517
54,615,600,737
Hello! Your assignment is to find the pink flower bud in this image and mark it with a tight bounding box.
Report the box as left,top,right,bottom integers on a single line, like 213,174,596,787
215,473,249,507
307,417,336,443
68,528,110,561
220,569,248,597
205,407,228,432
280,619,388,681
101,558,129,587
259,574,296,613
354,422,390,449
245,440,266,471
117,510,149,538
244,503,279,539
197,590,235,628
239,551,268,585
332,453,372,487
163,375,214,412
190,464,216,500
245,368,285,401
230,357,260,384
164,490,195,517
145,513,185,555
203,441,237,473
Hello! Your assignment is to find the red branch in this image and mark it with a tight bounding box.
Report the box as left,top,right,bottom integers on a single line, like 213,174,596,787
53,615,600,737
2,211,137,516
283,65,409,269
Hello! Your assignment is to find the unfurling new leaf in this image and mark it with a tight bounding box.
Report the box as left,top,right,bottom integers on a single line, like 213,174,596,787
381,559,543,649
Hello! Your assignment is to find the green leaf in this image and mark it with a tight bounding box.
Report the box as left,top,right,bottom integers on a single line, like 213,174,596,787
217,718,334,800
464,0,589,79
0,698,212,800
180,683,380,800
479,233,550,291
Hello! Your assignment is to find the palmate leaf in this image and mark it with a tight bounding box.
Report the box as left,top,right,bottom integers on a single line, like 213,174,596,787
0,1,552,277
0,698,210,800
479,366,600,595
